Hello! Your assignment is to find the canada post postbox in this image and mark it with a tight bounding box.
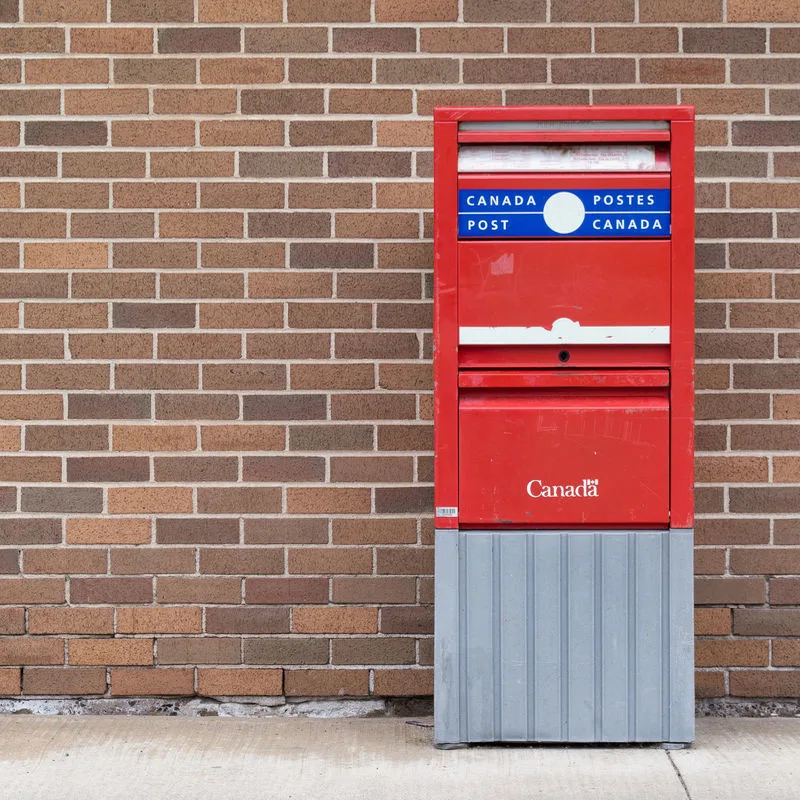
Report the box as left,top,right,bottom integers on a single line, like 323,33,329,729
433,107,695,748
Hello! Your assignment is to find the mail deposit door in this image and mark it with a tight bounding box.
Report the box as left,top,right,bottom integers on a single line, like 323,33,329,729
457,371,670,527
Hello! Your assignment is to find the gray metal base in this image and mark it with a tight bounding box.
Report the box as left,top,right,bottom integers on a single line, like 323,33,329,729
434,529,694,746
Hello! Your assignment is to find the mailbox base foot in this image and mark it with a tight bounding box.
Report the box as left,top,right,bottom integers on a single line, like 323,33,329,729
663,742,691,750
434,741,469,750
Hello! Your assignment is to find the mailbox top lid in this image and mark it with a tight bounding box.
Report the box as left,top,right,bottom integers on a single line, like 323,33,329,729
433,104,695,123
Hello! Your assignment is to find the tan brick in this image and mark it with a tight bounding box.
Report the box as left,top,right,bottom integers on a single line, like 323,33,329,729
288,0,368,20
552,0,633,21
198,487,282,514
156,577,242,604
293,607,377,634
160,213,243,239
731,671,800,698
111,547,195,575
288,546,371,575
26,58,108,85
107,487,193,514
0,28,64,54
329,89,412,115
24,242,107,270
284,669,368,697
333,577,416,604
286,489,371,516
728,0,800,21
118,607,201,635
69,638,153,666
110,0,192,21
66,517,150,544
696,671,725,698
110,668,194,696
201,425,284,451
71,28,155,54
208,608,289,635
695,608,731,636
113,425,196,452
24,0,107,20
65,88,149,115
0,639,63,665
29,607,114,635
0,578,64,604
24,548,106,574
332,519,416,545
198,668,282,696
373,668,433,696
23,667,106,695
198,121,283,148
112,120,194,148
24,302,107,330
200,58,282,85
773,641,800,667
696,639,768,668
199,0,281,21
157,638,240,665
0,668,20,695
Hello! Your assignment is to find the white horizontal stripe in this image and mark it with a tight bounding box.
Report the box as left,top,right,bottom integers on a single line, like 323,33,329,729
459,321,670,346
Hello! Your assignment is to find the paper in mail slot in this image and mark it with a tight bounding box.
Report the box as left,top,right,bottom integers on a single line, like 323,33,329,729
458,144,666,173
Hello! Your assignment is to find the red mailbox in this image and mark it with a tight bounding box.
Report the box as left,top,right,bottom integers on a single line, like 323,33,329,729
433,106,696,747
433,105,695,533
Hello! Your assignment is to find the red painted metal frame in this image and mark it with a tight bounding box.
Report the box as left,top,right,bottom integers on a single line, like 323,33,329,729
457,130,671,144
433,105,695,531
669,119,696,529
433,119,459,529
458,345,670,369
459,370,670,389
435,105,693,122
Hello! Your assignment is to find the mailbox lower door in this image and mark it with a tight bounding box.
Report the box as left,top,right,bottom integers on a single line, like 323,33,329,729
458,388,669,527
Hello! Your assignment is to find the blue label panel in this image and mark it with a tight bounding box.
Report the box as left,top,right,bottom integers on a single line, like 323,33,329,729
458,188,671,238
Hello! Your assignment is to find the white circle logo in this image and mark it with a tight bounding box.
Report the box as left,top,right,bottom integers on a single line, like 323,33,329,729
542,192,585,234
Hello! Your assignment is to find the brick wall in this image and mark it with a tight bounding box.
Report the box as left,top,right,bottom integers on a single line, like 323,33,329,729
0,0,798,703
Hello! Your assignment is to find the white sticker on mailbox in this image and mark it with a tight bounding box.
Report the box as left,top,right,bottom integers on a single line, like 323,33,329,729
436,507,458,517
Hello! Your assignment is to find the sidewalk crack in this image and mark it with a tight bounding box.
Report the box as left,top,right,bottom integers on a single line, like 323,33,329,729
666,750,692,800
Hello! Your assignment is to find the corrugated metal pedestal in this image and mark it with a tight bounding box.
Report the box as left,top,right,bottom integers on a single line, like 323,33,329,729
434,530,694,746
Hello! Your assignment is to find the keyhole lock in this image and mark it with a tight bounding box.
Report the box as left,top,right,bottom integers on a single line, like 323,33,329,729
558,350,571,363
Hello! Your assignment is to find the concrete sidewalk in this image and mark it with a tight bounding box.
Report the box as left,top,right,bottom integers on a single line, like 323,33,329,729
2,715,798,800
